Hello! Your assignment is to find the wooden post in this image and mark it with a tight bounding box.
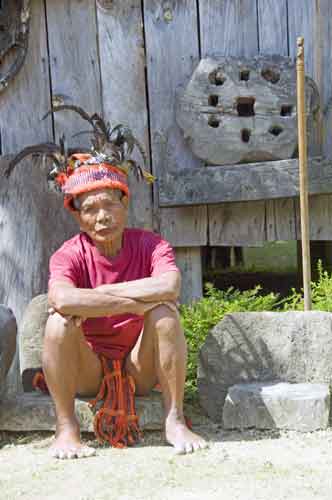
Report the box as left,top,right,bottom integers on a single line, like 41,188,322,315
297,37,312,310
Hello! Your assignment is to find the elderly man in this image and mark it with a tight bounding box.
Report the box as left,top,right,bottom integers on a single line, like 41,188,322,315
40,150,207,459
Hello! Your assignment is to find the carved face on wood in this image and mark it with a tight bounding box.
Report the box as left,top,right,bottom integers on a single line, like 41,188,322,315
0,0,30,93
176,56,319,165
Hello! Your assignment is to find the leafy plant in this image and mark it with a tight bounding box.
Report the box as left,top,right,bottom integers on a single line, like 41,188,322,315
180,283,279,401
181,262,332,402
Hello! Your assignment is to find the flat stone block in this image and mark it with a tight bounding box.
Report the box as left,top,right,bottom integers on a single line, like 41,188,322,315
0,305,17,390
223,382,330,432
198,311,332,421
0,392,164,432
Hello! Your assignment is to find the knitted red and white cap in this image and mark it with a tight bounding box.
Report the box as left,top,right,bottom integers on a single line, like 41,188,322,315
56,153,130,211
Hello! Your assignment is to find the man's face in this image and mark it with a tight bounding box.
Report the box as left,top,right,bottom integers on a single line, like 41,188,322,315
73,188,128,244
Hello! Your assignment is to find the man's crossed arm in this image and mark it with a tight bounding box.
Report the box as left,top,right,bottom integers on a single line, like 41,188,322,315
48,271,181,319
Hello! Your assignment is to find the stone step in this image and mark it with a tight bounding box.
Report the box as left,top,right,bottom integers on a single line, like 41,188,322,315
223,382,330,432
0,392,164,432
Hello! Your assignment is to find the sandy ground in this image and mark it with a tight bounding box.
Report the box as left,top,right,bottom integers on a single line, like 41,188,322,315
1,421,332,500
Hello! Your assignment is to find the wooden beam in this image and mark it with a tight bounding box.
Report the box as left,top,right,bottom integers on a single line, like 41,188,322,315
159,157,332,207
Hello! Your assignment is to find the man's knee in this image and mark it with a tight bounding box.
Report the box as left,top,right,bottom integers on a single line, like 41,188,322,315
44,312,77,344
145,304,181,337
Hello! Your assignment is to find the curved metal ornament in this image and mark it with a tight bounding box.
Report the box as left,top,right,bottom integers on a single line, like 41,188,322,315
0,0,30,93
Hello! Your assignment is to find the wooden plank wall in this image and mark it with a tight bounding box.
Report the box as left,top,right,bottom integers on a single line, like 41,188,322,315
1,0,332,340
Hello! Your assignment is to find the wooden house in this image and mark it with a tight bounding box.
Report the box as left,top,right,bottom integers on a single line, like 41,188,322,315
1,0,332,393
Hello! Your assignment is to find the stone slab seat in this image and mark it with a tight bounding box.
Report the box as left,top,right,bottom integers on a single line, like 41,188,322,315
0,391,164,432
0,305,17,391
0,294,163,432
223,382,330,432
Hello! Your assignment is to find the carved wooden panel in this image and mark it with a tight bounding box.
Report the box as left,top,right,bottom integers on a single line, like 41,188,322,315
0,0,30,93
176,55,319,165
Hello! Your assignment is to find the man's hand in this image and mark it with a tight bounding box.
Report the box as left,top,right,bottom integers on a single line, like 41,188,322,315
48,307,85,328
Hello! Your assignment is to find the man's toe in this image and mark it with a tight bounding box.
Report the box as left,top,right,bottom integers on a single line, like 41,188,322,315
67,449,78,459
77,446,96,458
185,442,194,454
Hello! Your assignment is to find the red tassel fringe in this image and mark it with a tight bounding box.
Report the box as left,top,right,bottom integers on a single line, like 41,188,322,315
89,357,142,448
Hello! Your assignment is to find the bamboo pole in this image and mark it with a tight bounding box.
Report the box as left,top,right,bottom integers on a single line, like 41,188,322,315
296,36,312,310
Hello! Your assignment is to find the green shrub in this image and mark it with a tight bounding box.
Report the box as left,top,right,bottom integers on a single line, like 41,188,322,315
181,263,332,401
281,261,332,312
180,283,280,401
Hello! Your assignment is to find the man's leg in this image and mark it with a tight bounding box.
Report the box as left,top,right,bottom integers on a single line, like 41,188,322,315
42,312,103,459
126,304,207,454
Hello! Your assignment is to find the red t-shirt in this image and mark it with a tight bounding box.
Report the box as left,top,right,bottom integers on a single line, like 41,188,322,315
49,229,179,360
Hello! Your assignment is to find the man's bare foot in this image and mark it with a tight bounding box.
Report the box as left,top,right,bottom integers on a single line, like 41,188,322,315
165,414,208,454
50,418,96,460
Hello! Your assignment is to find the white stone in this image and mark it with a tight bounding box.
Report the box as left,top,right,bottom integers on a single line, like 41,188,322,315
223,382,330,432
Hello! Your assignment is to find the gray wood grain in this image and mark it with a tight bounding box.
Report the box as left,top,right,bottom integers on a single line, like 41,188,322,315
198,0,266,245
0,0,52,152
288,0,332,242
258,0,288,56
266,198,297,241
96,0,152,229
45,0,102,144
208,200,266,246
159,157,332,206
0,0,53,395
199,0,258,58
175,248,202,304
258,0,296,242
143,0,207,246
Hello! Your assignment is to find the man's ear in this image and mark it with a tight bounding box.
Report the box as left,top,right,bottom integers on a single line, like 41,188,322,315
121,195,129,209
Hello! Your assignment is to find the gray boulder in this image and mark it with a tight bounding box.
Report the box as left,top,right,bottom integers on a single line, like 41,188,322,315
198,311,332,421
223,382,330,432
0,305,17,390
19,294,48,391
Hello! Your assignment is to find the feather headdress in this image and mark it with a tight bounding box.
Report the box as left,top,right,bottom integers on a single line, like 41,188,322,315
5,104,155,208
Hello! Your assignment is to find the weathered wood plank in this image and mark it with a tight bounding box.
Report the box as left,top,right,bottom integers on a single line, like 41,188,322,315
45,0,102,143
0,392,164,431
208,201,266,246
288,0,332,256
287,0,315,79
0,0,52,152
198,0,266,246
143,0,207,246
259,0,292,242
301,0,332,159
0,0,53,395
294,194,332,241
159,157,332,206
199,0,258,58
96,1,152,229
175,248,202,304
257,0,288,56
266,198,297,241
0,157,77,394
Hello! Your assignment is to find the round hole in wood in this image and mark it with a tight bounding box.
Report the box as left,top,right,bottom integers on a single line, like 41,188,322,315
208,95,219,106
240,69,250,81
208,116,220,128
237,97,255,117
261,68,280,84
269,125,283,136
241,129,251,143
209,69,226,86
280,105,293,116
